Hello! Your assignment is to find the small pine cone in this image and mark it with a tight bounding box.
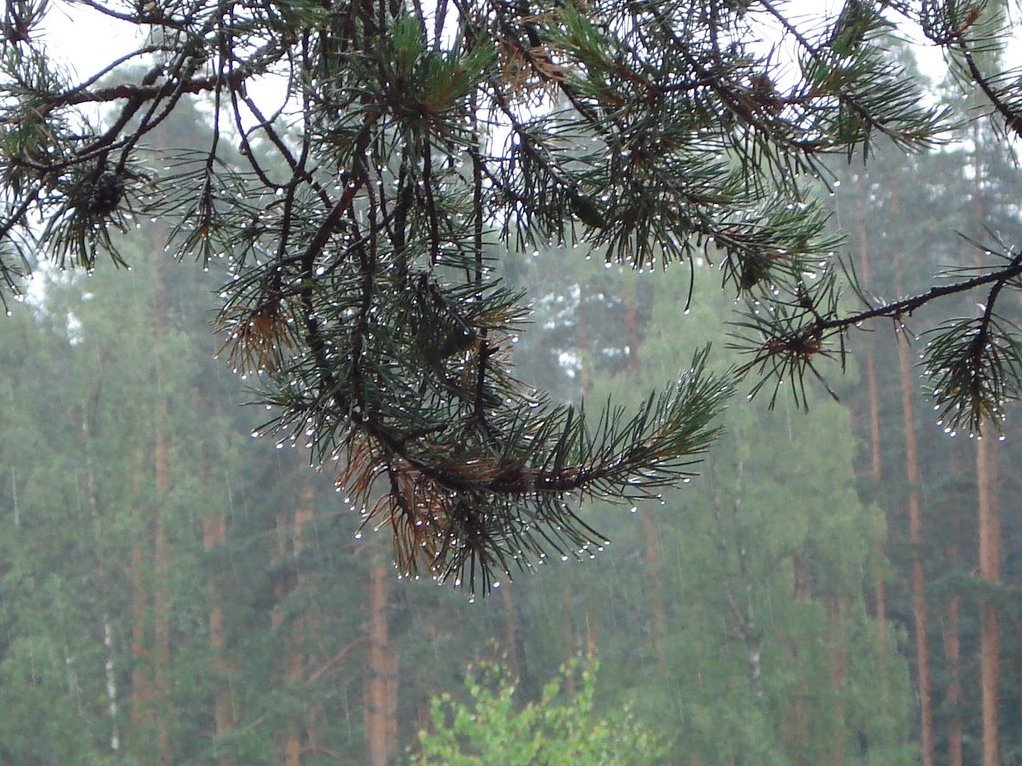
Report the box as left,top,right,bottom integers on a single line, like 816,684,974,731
86,171,125,215
739,252,772,292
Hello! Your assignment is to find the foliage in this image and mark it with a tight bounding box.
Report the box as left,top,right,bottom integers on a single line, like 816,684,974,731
0,185,930,765
1,1,1020,589
10,63,1004,766
412,657,668,766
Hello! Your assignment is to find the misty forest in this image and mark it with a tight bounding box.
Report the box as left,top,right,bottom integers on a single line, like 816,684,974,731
1,1,1022,765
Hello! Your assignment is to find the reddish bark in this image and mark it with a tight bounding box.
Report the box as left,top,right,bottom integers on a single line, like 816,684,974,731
365,557,398,766
897,332,935,766
274,474,317,766
152,270,173,766
152,422,172,766
977,435,1001,766
270,507,297,765
828,595,848,766
501,587,520,680
943,549,963,766
856,183,888,651
202,511,236,766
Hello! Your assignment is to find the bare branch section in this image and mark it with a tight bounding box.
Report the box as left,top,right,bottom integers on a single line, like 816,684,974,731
1,0,1019,590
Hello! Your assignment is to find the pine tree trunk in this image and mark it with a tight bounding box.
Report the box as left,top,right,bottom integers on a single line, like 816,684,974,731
365,554,397,766
977,434,1001,766
640,508,667,662
202,505,236,765
585,602,599,657
783,552,810,764
81,405,123,752
151,261,173,766
271,470,316,766
828,595,848,766
295,474,320,758
792,551,811,602
286,475,316,765
561,579,577,693
152,424,173,766
896,331,935,766
129,461,151,750
152,419,172,766
856,182,888,652
968,141,1001,765
867,347,887,653
501,586,521,680
943,544,963,766
625,283,668,663
270,504,299,766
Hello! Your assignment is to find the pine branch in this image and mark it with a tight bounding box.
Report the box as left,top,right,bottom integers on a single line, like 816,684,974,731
6,0,1022,592
734,249,1022,428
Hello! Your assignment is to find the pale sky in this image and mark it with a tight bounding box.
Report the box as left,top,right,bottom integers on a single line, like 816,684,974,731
40,0,946,88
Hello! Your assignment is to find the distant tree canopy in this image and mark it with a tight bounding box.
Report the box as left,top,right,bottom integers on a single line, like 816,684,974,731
1,0,1019,591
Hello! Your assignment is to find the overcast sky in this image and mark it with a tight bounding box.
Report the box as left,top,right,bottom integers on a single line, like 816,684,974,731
40,1,943,83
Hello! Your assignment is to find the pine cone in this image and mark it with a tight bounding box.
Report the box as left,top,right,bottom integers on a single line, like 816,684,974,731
85,171,125,215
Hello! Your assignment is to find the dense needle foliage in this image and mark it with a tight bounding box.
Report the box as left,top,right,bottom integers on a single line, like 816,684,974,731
1,0,1020,590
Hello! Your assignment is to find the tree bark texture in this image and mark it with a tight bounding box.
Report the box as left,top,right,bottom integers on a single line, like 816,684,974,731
202,508,236,766
977,434,1001,766
365,556,398,766
897,331,935,766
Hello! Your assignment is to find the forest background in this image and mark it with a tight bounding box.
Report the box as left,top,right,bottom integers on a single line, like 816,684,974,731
1,22,1021,766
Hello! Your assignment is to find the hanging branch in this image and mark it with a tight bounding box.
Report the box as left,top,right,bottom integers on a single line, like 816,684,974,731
3,0,1022,590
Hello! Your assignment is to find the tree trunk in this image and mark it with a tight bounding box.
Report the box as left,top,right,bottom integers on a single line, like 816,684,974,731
294,475,318,758
151,261,173,766
288,475,316,765
896,331,935,766
855,178,888,652
269,498,300,766
828,595,848,766
782,552,810,765
792,551,811,603
625,283,668,664
202,501,236,765
365,554,398,766
867,345,887,654
152,422,172,766
129,457,151,751
501,586,522,682
977,434,1001,766
640,509,667,663
81,404,123,753
943,544,963,766
270,501,298,766
561,579,577,693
